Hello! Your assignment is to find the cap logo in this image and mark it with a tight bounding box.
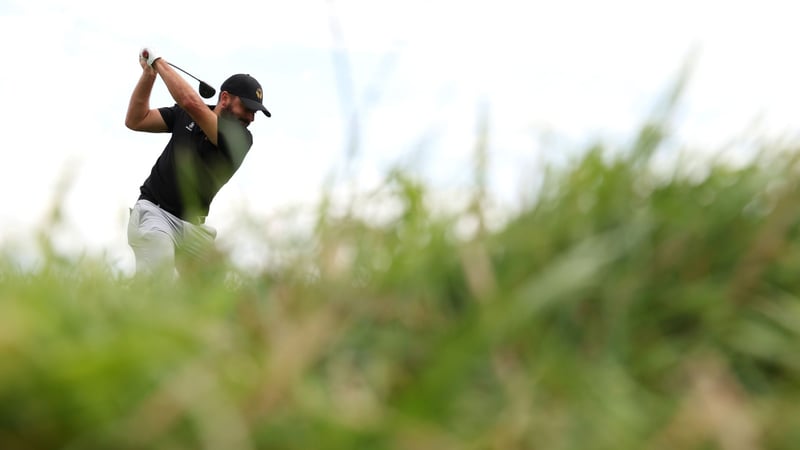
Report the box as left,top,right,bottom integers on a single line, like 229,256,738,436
256,88,263,100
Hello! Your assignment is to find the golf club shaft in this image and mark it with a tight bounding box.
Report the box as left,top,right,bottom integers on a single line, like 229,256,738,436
165,61,216,98
166,62,201,82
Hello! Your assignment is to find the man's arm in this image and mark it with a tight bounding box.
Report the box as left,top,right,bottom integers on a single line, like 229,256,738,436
148,53,219,146
125,58,168,132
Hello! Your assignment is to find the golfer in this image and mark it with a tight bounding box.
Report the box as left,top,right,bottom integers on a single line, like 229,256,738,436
124,47,270,276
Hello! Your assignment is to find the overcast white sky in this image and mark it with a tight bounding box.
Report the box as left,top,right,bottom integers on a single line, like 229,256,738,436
1,0,799,274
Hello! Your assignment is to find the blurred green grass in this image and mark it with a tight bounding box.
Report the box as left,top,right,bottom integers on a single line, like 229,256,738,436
3,119,800,449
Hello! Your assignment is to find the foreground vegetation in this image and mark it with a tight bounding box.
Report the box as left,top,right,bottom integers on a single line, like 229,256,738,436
3,122,800,449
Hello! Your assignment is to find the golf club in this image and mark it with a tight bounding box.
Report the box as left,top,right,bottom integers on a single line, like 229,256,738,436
166,62,216,99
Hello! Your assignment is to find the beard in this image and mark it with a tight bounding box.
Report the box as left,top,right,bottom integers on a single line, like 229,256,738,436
221,103,250,128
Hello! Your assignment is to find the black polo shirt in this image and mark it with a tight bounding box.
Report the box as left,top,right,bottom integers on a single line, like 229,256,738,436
139,104,252,220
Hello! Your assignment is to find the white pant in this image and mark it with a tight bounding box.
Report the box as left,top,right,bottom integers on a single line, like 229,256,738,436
127,199,217,276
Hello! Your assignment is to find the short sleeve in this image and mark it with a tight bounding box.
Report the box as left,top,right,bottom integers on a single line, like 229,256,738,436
158,105,178,131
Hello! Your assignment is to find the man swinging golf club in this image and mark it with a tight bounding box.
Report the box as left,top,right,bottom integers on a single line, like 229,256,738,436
125,47,271,276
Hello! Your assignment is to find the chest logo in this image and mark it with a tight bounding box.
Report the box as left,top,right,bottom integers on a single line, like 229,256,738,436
186,122,195,132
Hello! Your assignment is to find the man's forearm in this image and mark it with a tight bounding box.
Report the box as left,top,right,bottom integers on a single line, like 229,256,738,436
125,70,157,129
152,59,204,111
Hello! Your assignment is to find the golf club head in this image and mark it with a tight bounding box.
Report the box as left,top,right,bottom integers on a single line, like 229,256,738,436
199,82,216,99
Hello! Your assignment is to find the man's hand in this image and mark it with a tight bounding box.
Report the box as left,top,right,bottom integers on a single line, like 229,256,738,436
139,47,161,68
139,55,156,73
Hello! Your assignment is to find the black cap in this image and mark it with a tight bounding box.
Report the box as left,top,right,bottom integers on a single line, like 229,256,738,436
220,74,271,117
